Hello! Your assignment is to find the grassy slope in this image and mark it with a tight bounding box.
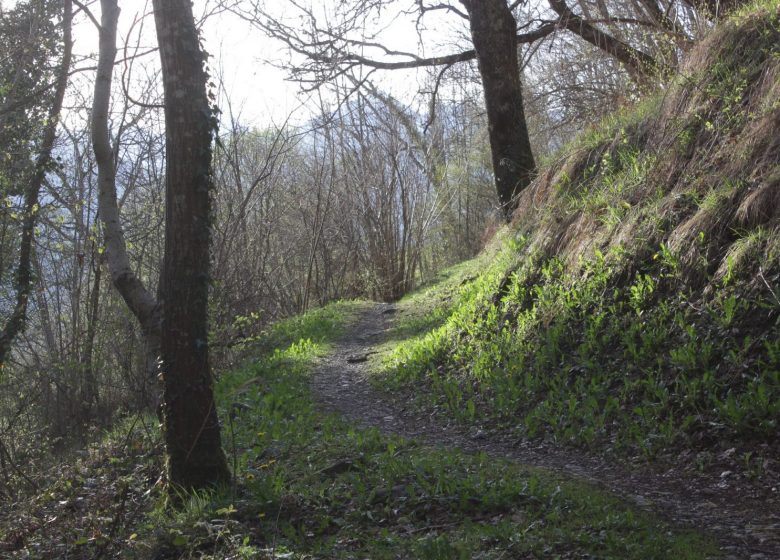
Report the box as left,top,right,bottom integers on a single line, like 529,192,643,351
377,0,780,475
133,300,713,559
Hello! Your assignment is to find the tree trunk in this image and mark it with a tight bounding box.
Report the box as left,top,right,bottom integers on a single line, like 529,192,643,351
152,0,231,491
0,0,72,365
460,0,536,219
80,247,101,423
92,0,162,409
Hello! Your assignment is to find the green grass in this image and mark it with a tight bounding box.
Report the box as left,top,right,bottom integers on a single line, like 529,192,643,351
379,237,780,460
132,299,717,559
373,239,513,355
538,93,662,172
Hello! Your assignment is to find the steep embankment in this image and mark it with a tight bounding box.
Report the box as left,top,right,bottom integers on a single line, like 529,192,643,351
379,0,780,541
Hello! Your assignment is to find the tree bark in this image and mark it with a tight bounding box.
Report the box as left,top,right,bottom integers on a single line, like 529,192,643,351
152,0,230,490
460,0,536,219
0,0,72,366
92,0,161,406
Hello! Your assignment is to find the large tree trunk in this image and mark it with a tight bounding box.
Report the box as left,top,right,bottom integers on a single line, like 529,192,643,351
152,0,230,490
460,0,536,219
0,0,72,365
92,0,161,408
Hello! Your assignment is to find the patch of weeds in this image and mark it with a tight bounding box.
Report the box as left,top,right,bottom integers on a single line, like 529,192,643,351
238,300,363,357
720,227,771,282
569,145,657,229
379,230,780,462
135,299,717,559
568,95,661,155
373,242,517,386
0,414,164,559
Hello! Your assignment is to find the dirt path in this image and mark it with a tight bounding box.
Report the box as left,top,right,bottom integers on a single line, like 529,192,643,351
310,303,780,560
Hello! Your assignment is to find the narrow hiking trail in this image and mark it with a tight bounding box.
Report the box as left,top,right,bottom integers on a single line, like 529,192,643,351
310,302,780,560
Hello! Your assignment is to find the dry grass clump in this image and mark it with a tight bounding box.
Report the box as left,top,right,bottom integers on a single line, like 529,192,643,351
736,174,780,229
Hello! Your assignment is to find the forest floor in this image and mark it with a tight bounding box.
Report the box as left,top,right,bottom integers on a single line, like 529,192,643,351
311,301,780,560
2,299,777,559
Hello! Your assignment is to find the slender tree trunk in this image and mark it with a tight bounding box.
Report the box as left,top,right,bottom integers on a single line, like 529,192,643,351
460,0,536,219
152,0,230,491
92,0,162,408
80,247,101,423
0,0,72,365
34,254,58,357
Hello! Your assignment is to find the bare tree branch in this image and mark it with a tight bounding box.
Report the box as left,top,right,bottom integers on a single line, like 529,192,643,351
72,0,101,30
414,0,469,20
547,0,662,79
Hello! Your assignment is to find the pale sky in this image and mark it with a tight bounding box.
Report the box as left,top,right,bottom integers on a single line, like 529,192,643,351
197,1,463,126
1,0,467,127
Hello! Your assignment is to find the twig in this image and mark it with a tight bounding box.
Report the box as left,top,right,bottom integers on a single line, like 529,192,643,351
758,268,780,307
120,414,142,453
406,521,458,534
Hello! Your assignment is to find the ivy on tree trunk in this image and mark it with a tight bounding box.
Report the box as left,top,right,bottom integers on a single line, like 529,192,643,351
152,0,230,491
0,0,72,366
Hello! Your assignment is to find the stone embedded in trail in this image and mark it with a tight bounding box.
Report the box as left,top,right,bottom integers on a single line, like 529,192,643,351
347,352,374,363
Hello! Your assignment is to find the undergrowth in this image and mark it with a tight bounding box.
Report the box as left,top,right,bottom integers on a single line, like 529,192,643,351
381,243,779,464
135,300,713,559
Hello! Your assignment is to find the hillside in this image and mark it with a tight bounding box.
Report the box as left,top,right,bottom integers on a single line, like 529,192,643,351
1,2,779,558
383,0,780,470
